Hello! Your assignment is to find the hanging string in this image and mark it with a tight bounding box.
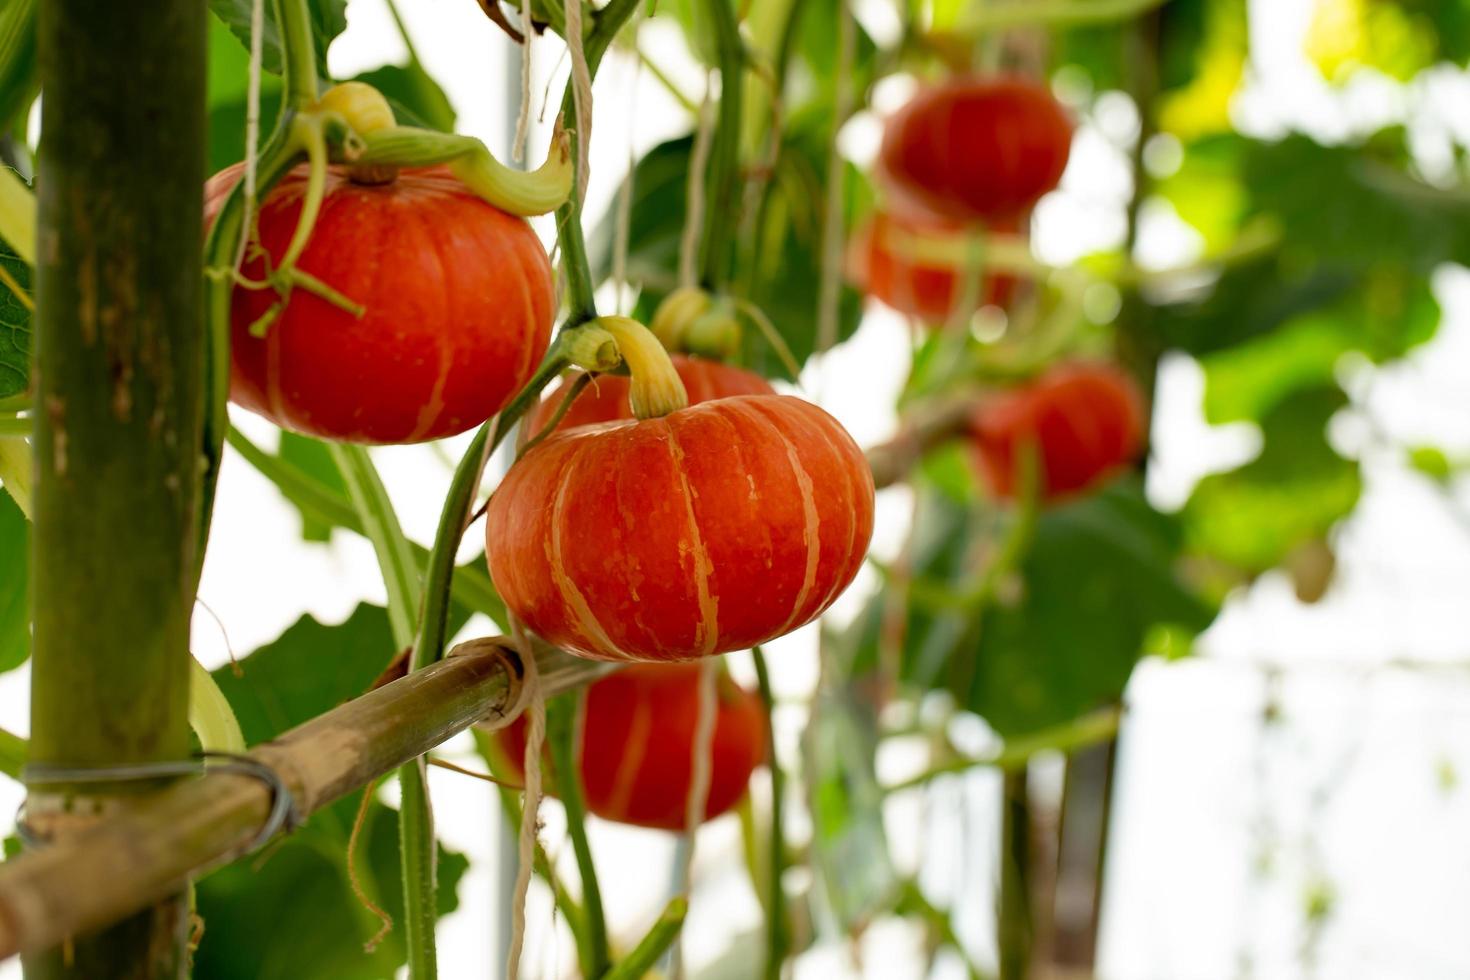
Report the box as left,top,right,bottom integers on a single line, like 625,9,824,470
814,0,855,357
612,12,645,313
504,617,547,980
564,0,594,203
671,657,721,980
678,77,717,289
512,0,535,163
233,0,266,270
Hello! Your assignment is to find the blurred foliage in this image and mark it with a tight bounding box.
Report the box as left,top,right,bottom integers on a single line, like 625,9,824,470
592,124,871,379
195,604,469,979
279,432,349,543
1305,0,1470,81
843,476,1213,737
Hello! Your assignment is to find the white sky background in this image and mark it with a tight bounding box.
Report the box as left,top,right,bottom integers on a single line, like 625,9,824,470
7,0,1470,977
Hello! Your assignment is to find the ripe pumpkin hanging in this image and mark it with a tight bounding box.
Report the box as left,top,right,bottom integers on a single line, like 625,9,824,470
490,663,766,831
203,163,556,444
877,76,1073,226
849,210,1019,323
527,354,775,434
971,362,1146,501
487,322,875,663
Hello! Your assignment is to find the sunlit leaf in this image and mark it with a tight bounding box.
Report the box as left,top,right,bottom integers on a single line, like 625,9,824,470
1183,385,1361,574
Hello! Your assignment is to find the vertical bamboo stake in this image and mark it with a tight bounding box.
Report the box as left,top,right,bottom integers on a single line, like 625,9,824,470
26,1,205,977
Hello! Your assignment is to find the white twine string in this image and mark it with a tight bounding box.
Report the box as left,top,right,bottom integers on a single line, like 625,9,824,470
513,0,535,163
678,77,717,289
671,658,721,980
504,619,546,980
233,0,266,269
564,0,594,202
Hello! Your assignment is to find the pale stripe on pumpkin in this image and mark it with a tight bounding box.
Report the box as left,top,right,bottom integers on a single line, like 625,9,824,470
549,439,631,659
663,421,721,659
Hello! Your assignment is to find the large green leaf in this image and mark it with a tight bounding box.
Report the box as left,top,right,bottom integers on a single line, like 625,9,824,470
593,129,868,380
195,604,470,979
208,0,347,79
958,482,1213,736
0,224,30,400
1183,384,1361,575
0,488,27,673
845,477,1213,737
0,0,37,137
1199,273,1438,424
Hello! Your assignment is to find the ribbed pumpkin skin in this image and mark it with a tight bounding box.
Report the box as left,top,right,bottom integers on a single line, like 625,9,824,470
487,395,875,662
971,363,1145,500
492,663,766,830
528,354,775,434
204,163,556,444
878,77,1072,225
850,211,1018,322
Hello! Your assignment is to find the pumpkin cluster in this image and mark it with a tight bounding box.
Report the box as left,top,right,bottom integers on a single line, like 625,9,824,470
849,76,1073,326
207,89,876,831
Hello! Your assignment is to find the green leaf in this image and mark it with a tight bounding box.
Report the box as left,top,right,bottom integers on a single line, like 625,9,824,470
208,0,346,79
843,478,1214,738
957,481,1214,736
1183,385,1361,574
1199,273,1438,424
350,63,457,133
596,131,868,380
278,432,347,542
0,488,27,673
194,604,471,979
0,229,30,401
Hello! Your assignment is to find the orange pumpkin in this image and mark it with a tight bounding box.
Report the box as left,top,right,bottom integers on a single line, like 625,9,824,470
204,163,555,444
487,395,875,662
849,210,1019,323
971,362,1145,500
491,663,766,830
877,77,1072,225
528,354,775,434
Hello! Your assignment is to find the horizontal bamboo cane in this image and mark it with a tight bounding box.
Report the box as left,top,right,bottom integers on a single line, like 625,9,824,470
0,396,971,962
0,638,609,961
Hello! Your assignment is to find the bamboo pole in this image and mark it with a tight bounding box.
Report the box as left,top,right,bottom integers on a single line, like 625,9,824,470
0,639,609,963
26,1,206,975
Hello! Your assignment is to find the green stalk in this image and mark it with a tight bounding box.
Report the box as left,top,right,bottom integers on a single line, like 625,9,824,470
752,648,790,979
26,0,206,973
883,707,1122,793
697,0,745,289
329,445,422,648
959,0,1166,31
547,692,611,978
604,898,688,980
328,444,439,979
0,415,29,436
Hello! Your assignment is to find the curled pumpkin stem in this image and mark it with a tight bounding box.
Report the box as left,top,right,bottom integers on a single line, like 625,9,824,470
594,316,690,420
355,122,574,216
